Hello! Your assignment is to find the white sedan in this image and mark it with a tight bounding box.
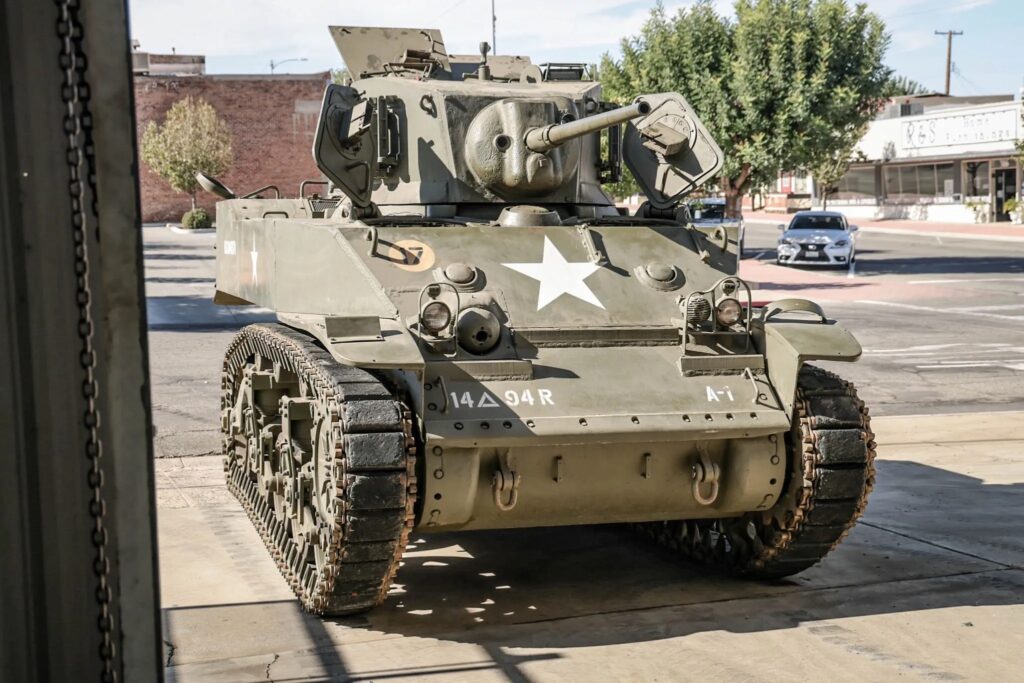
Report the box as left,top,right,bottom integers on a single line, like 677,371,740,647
776,211,858,266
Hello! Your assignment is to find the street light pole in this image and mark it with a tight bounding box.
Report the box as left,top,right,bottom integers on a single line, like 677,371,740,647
492,0,497,54
269,57,308,74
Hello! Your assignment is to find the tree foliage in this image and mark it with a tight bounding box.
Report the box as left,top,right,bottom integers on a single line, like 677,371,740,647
885,74,929,96
599,0,890,214
809,122,867,210
140,96,233,209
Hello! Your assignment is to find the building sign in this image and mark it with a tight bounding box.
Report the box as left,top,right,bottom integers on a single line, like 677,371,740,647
901,108,1018,150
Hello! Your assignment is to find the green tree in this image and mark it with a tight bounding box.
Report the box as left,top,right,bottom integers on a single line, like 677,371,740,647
140,96,233,212
600,0,890,215
885,74,929,96
809,123,867,210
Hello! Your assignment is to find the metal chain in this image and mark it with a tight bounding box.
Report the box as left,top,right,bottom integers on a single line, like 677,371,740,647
54,0,117,679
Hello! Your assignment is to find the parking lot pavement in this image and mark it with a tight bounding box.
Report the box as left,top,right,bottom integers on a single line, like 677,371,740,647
159,411,1024,682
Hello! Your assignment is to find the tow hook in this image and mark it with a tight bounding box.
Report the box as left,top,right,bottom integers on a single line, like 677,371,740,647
692,446,721,506
492,452,521,512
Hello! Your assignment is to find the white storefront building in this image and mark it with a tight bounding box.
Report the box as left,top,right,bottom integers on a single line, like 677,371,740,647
826,96,1022,223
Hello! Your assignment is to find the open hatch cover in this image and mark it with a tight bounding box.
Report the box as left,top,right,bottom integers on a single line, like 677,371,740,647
622,93,724,210
329,26,451,78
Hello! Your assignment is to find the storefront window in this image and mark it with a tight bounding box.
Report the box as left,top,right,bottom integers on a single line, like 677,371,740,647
963,161,990,197
834,167,875,199
936,163,955,197
885,162,959,202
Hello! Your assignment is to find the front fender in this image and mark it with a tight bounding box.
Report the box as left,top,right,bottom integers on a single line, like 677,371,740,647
752,299,862,416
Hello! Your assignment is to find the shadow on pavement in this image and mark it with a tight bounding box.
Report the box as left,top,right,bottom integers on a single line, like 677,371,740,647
145,252,215,261
146,294,274,331
853,256,1024,277
162,461,1024,681
349,460,1022,644
145,276,216,284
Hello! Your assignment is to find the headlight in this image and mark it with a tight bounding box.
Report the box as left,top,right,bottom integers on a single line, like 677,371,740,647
715,298,743,326
832,240,849,247
420,301,452,333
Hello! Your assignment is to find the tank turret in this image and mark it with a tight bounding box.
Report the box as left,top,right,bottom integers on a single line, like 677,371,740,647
311,26,724,217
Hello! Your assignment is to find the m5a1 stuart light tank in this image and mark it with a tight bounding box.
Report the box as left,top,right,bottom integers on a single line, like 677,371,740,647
202,26,876,616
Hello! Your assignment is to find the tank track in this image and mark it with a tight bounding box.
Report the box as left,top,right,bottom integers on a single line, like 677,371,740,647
222,323,417,615
634,365,876,578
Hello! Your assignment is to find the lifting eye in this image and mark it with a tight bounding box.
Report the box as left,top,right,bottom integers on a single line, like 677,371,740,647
493,134,511,152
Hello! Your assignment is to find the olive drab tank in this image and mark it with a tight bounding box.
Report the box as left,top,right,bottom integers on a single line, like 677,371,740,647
205,26,876,616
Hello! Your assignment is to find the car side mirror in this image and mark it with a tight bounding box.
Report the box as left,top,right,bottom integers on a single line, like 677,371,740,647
849,225,859,232
777,224,786,231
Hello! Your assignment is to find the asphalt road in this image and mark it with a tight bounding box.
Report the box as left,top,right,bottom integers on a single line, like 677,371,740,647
741,220,1024,415
144,223,1024,682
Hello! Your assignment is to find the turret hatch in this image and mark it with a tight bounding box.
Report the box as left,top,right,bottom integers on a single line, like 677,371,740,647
622,92,724,210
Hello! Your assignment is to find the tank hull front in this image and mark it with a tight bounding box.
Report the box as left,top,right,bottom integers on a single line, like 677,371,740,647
414,344,791,531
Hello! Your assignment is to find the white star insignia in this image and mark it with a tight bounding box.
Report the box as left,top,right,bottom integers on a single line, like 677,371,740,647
502,236,605,310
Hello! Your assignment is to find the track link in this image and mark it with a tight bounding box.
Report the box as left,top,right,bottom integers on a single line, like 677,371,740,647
222,323,417,615
634,365,876,577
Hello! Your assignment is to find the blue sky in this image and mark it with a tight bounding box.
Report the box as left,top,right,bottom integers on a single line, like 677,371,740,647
129,0,1022,96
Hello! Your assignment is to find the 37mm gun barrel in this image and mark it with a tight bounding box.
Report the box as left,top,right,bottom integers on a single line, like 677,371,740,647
525,100,652,153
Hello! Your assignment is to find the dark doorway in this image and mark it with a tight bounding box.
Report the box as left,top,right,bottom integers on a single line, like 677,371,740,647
993,168,1017,221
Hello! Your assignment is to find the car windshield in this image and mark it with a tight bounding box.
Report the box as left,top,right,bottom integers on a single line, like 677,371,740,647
789,214,845,230
691,203,725,220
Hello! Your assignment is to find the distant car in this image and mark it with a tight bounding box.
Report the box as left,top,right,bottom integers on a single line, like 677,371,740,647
686,198,746,258
776,211,858,267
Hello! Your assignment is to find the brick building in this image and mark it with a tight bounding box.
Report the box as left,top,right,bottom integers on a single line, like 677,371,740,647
133,52,329,222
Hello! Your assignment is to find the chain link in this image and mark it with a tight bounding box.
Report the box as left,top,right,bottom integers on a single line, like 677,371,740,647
54,0,116,679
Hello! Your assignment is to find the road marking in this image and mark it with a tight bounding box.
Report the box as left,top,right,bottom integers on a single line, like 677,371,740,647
863,342,1024,372
916,362,1024,371
857,299,1024,322
908,277,1024,285
947,304,1024,312
864,343,1017,356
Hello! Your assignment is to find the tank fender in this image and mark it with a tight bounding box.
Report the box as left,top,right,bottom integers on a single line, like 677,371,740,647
752,299,862,416
278,312,425,371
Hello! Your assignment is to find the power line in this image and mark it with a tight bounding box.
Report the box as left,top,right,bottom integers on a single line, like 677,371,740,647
934,29,963,95
434,0,469,21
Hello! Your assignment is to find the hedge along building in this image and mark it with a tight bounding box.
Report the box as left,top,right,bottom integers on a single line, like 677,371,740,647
133,50,329,223
827,94,1022,223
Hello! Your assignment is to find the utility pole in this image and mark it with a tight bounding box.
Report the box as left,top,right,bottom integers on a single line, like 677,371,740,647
934,30,963,96
492,0,497,54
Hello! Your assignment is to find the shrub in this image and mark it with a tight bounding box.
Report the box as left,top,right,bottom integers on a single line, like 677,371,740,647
181,207,212,230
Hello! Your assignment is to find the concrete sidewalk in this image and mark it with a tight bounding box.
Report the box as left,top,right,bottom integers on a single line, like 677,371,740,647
745,210,1024,243
159,411,1024,682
